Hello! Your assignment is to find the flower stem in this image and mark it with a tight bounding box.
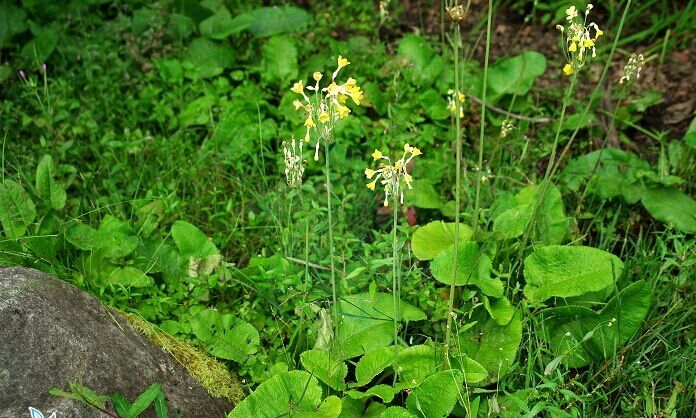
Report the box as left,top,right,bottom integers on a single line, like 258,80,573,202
392,196,400,384
324,145,339,356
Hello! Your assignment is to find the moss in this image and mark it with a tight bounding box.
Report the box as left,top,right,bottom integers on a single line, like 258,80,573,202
117,310,245,405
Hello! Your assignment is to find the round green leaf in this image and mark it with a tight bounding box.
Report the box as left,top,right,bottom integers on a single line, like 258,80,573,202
641,187,696,233
411,221,472,260
523,245,623,303
406,370,463,418
430,242,503,297
300,350,347,391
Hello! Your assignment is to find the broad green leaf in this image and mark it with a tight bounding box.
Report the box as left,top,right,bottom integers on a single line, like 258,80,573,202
294,395,342,418
112,394,131,418
243,6,312,37
199,7,251,39
411,221,473,260
0,1,28,46
449,355,488,385
539,305,598,368
353,345,402,387
397,34,443,86
337,293,425,359
109,267,153,287
36,155,66,210
641,187,696,233
430,242,503,297
228,370,325,417
419,89,450,120
397,344,444,385
380,406,416,418
262,36,298,86
488,51,546,96
459,311,522,384
523,245,623,303
684,116,696,148
191,309,259,363
482,295,514,326
346,385,398,403
179,95,214,126
49,382,109,410
561,148,651,204
0,180,36,239
492,184,567,244
20,25,59,62
171,220,219,258
95,216,139,258
185,37,234,79
300,350,348,391
406,370,463,418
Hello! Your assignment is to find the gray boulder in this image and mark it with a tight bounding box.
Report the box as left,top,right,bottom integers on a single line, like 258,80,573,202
0,267,234,417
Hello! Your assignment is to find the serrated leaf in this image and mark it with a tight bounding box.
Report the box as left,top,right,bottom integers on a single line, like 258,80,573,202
396,344,444,385
228,370,326,417
262,36,298,86
482,295,514,326
411,221,472,260
300,350,348,391
191,309,259,363
641,187,696,233
0,180,36,239
346,384,398,403
36,155,66,210
406,370,463,418
430,242,503,297
380,406,417,418
523,245,623,303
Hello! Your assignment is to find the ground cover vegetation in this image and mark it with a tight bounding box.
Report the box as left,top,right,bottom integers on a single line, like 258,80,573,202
1,0,695,416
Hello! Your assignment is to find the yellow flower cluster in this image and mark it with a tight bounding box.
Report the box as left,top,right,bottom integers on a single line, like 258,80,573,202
447,89,466,118
290,55,363,160
365,144,422,206
282,135,305,188
556,4,604,76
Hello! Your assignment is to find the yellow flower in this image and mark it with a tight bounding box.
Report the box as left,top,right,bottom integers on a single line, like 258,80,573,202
304,116,315,127
365,168,376,179
346,85,363,105
293,100,303,110
457,92,466,103
372,149,383,160
404,143,412,152
366,180,377,191
313,72,323,81
583,39,595,48
395,161,403,170
326,82,341,97
337,55,350,69
345,77,357,87
568,42,577,52
318,111,330,123
337,104,351,119
291,80,304,94
596,28,604,37
404,173,413,185
411,147,422,157
563,64,574,75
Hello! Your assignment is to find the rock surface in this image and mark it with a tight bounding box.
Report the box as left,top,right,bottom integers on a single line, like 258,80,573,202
0,267,233,418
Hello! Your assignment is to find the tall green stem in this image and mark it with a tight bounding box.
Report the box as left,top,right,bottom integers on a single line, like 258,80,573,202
391,198,400,384
324,145,339,347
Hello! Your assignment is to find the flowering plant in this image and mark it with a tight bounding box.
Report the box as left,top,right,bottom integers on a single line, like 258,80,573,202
556,4,604,76
365,144,422,206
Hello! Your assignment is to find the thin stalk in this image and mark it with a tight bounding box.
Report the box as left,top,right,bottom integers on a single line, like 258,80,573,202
473,0,493,233
293,189,312,361
324,145,340,374
391,198,400,384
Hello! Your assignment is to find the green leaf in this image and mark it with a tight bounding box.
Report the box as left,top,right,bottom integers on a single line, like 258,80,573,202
459,311,522,384
109,267,153,287
228,370,327,417
300,350,348,391
406,370,463,418
35,155,66,210
0,180,36,239
171,220,219,258
397,34,443,86
492,184,567,244
396,344,444,385
430,242,503,297
641,187,696,233
199,7,251,39
411,221,473,260
0,1,28,46
243,6,312,37
684,116,696,148
346,384,399,403
353,345,402,387
404,179,443,209
488,51,546,96
337,293,425,359
129,382,162,416
262,36,298,86
112,393,132,418
49,382,110,410
419,89,450,120
523,245,624,303
154,390,169,418
191,309,259,363
380,407,417,418
561,148,650,204
185,37,234,79
20,25,59,62
482,295,514,326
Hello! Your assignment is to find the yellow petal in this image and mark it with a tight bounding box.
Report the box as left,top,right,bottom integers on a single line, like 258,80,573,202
313,72,323,81
568,42,577,52
583,39,595,47
411,147,422,157
318,111,330,123
304,116,315,127
337,55,350,68
563,64,574,75
291,81,304,94
364,168,376,179
372,149,383,161
366,180,376,191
